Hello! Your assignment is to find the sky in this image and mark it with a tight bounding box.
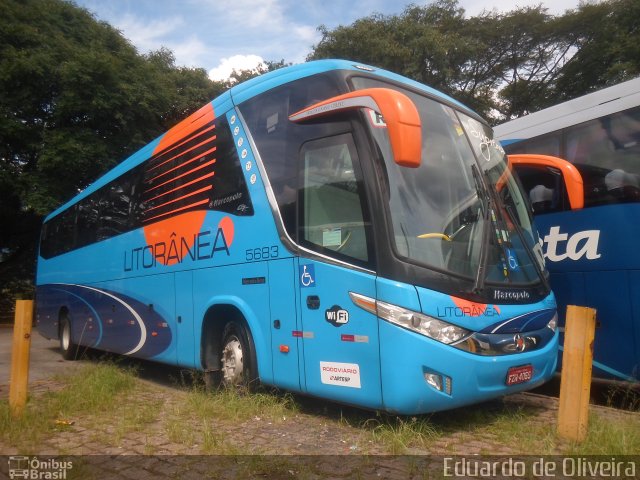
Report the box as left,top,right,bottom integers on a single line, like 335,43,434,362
73,0,590,82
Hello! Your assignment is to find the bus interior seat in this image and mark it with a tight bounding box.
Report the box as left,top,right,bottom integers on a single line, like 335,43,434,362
604,168,640,201
529,184,555,214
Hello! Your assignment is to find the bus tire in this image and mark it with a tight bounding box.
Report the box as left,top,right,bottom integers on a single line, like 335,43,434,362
202,369,222,391
59,315,79,361
219,320,257,391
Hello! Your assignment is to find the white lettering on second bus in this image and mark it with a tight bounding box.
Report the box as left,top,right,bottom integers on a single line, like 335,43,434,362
540,226,601,262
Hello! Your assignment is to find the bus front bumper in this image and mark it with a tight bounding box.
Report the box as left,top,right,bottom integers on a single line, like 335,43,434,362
379,320,559,414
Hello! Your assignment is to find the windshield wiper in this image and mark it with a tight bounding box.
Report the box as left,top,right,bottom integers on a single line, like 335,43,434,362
471,164,492,294
505,205,551,293
476,160,551,294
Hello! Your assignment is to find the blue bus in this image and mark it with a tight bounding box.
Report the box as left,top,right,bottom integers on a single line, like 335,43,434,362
36,60,560,414
495,77,640,382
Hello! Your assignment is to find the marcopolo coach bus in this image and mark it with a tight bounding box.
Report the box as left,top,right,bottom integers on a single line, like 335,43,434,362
495,76,640,382
36,60,562,414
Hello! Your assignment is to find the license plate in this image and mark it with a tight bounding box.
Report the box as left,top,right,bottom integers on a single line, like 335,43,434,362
506,365,533,386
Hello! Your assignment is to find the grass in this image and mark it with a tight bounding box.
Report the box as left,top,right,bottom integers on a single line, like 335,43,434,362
440,403,640,455
604,382,640,411
333,397,640,455
435,402,555,453
564,412,640,455
186,386,298,421
2,361,639,457
0,362,155,451
347,414,440,454
163,384,299,454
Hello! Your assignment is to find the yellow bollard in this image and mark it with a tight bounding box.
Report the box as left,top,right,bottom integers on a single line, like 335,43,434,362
557,305,596,442
9,300,34,417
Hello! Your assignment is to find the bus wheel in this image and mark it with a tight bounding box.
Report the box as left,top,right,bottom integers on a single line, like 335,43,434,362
59,315,79,361
220,321,256,390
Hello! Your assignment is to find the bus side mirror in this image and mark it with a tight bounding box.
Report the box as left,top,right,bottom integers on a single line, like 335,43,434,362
289,88,422,168
508,154,585,210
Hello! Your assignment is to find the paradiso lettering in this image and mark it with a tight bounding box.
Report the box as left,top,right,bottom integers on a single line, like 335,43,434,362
124,227,230,271
540,226,601,262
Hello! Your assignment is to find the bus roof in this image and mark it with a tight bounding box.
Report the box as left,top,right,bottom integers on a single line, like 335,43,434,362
228,59,471,112
494,76,640,142
44,59,474,222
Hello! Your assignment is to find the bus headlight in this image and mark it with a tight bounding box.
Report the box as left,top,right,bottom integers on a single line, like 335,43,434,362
378,301,470,344
350,293,470,344
547,312,558,332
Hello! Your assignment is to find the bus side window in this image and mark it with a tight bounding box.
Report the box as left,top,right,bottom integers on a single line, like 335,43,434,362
76,197,99,248
514,165,569,214
505,133,561,157
238,73,347,241
208,115,254,216
565,110,640,206
298,133,373,267
40,208,73,258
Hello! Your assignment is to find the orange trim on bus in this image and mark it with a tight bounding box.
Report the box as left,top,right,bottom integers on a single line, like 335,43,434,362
290,88,422,168
143,199,210,224
145,172,215,204
148,131,217,173
145,159,217,194
142,210,208,264
145,186,212,214
508,154,584,210
146,146,217,185
153,103,215,156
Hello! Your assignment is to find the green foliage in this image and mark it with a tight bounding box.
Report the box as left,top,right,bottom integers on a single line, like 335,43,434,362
309,0,640,123
222,59,291,89
550,0,640,103
0,0,225,308
0,363,142,450
144,47,226,126
0,0,222,218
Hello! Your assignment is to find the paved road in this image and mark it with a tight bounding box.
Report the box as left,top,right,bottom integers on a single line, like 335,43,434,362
2,321,639,480
1,323,195,401
0,325,84,399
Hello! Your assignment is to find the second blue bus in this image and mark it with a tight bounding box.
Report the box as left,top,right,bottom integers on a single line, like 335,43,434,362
495,76,640,382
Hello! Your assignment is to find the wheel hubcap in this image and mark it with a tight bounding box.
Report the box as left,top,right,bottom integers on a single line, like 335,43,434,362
221,336,244,385
62,322,70,351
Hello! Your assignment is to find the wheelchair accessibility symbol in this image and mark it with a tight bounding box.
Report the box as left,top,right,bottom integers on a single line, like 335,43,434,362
299,264,316,288
506,248,520,272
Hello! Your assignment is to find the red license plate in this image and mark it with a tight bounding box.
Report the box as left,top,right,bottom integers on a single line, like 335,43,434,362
506,365,533,386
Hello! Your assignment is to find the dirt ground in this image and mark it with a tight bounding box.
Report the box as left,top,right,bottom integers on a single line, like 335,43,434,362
1,326,639,479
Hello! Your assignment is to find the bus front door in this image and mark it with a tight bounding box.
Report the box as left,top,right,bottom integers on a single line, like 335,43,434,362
297,258,382,410
294,132,382,409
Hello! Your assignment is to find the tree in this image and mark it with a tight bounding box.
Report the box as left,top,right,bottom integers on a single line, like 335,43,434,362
145,48,226,125
222,59,291,89
309,0,640,123
309,0,516,119
0,0,221,308
549,0,640,103
486,5,577,119
0,0,221,217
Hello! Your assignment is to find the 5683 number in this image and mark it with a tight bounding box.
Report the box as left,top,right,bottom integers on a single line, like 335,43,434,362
246,246,279,261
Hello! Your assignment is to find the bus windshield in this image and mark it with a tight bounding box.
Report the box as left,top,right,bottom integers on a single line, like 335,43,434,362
352,78,544,287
